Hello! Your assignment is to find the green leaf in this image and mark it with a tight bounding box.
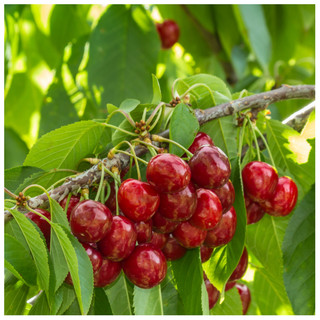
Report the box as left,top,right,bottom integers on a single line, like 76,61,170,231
5,219,29,251
211,286,243,315
169,103,199,157
92,288,113,315
57,284,77,315
119,98,141,113
133,285,163,315
151,74,162,104
5,281,30,315
62,298,81,315
282,185,315,315
28,291,50,315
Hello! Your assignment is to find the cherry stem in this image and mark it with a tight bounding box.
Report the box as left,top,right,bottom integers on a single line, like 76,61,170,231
142,107,147,122
114,179,120,216
4,199,17,206
95,163,105,202
4,187,18,199
148,105,164,132
103,123,139,137
104,181,111,203
63,193,73,215
147,146,158,157
81,188,90,200
171,78,180,98
146,102,165,126
48,175,77,191
106,109,136,128
238,117,248,160
246,116,261,162
152,135,193,158
254,126,276,168
164,109,174,130
25,204,52,225
103,167,121,185
115,150,148,165
180,83,215,104
131,139,162,154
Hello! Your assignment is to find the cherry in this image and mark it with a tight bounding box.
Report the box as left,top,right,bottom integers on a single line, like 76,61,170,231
118,179,160,222
156,19,180,49
204,206,237,247
94,257,122,287
158,183,197,221
105,182,117,213
225,280,236,291
245,195,265,225
152,211,179,233
235,283,251,315
173,221,207,249
242,161,278,203
146,153,191,193
211,180,235,214
260,176,298,217
98,216,137,262
189,146,231,189
148,231,169,250
122,243,167,289
188,132,214,154
59,195,80,220
205,279,220,310
189,188,222,230
229,247,248,281
26,209,51,245
135,220,152,244
200,245,213,263
70,199,112,243
162,235,187,261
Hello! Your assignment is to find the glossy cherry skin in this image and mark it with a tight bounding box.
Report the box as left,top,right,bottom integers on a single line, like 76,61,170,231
152,211,179,233
204,206,237,247
173,221,207,249
229,247,248,281
156,19,180,49
242,161,278,203
122,243,167,289
158,183,197,221
188,132,214,154
162,235,187,261
94,258,122,287
200,245,213,263
260,176,298,217
146,153,191,193
225,280,236,291
235,283,251,315
245,195,265,225
135,220,152,244
70,199,113,243
118,179,160,222
189,189,222,230
26,209,51,245
148,231,169,250
59,195,80,220
105,182,117,213
211,180,235,214
98,216,137,262
189,146,231,189
205,279,220,310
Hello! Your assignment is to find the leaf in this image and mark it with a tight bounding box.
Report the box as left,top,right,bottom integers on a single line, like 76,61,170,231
5,281,30,315
119,98,141,113
282,185,315,315
28,291,50,315
151,74,162,104
57,284,77,315
169,103,199,157
133,285,163,315
211,286,243,315
5,219,29,251
92,288,113,315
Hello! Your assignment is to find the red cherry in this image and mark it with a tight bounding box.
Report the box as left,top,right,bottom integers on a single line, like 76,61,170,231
189,146,231,189
146,153,191,193
245,195,265,224
135,220,152,244
173,221,207,248
70,199,113,243
98,216,137,262
188,132,214,154
156,19,180,49
225,281,236,291
261,176,298,217
242,161,278,203
158,183,197,221
148,231,169,250
229,247,248,281
189,188,222,230
122,243,167,289
211,180,235,214
162,235,187,261
152,211,179,233
204,206,237,247
105,182,117,213
205,279,220,310
200,245,213,263
26,209,51,246
235,283,251,315
94,258,122,287
118,179,160,222
59,195,80,220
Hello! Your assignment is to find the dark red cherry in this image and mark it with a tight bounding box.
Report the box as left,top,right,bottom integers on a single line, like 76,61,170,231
211,180,235,214
122,243,167,289
59,195,80,220
200,245,213,263
229,247,248,281
245,195,265,224
105,182,117,213
162,235,187,261
158,183,197,221
156,19,180,49
152,211,179,233
118,179,160,222
188,132,214,154
205,279,220,310
148,231,169,250
261,176,298,217
94,258,122,287
173,221,207,249
204,206,237,247
189,146,231,189
235,283,251,315
189,188,222,230
26,209,51,245
135,220,152,244
146,153,191,193
98,216,137,262
242,161,278,203
70,200,112,243
225,280,236,291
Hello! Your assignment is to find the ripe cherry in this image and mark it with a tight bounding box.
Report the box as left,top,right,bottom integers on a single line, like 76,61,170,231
156,19,180,49
229,247,248,281
189,146,231,189
152,211,179,233
200,245,213,263
162,235,187,261
26,209,51,246
205,279,220,310
225,280,236,291
70,199,112,243
146,153,191,193
59,195,80,220
245,196,265,225
188,132,214,154
118,179,160,222
148,231,169,250
98,216,137,261
105,182,117,213
242,161,278,203
189,188,222,230
235,283,251,315
135,220,152,244
204,206,237,247
94,257,122,287
158,183,197,221
122,243,167,289
211,180,235,214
